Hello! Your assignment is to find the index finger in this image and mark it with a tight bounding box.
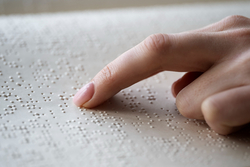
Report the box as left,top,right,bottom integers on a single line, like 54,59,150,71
74,32,234,108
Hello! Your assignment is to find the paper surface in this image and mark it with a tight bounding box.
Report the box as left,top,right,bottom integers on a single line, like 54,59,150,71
1,1,250,167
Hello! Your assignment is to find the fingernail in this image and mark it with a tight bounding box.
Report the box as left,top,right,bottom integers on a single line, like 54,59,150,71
73,82,95,107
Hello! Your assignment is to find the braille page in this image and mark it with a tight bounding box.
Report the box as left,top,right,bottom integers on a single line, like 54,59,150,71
1,1,250,167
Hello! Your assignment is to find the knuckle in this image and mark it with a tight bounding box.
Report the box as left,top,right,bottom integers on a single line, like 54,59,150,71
220,15,250,30
142,33,171,53
99,64,116,83
225,15,249,24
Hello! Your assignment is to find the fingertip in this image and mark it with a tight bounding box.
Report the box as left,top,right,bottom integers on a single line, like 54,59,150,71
73,82,95,108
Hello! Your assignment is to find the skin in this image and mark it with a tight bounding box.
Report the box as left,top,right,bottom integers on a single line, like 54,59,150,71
74,15,250,135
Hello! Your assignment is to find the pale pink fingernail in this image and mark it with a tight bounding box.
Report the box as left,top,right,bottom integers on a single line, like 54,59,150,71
73,82,95,107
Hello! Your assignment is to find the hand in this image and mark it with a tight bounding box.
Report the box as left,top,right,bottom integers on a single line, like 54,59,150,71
73,15,250,135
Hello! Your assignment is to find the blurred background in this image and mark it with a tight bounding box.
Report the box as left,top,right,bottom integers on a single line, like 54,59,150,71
0,0,248,15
